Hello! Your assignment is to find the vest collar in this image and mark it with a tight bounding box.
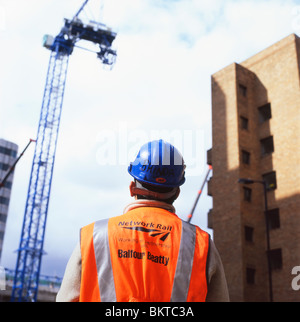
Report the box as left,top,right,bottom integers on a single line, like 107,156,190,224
123,199,176,214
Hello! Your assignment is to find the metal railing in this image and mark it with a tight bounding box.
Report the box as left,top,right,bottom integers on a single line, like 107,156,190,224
2,267,62,293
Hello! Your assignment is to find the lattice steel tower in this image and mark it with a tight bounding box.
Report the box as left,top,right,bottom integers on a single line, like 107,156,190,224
11,0,117,302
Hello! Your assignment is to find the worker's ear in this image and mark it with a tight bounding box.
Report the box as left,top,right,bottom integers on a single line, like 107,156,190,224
129,181,136,197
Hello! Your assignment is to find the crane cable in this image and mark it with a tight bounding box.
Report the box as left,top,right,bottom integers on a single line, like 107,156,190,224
186,165,212,223
0,139,36,190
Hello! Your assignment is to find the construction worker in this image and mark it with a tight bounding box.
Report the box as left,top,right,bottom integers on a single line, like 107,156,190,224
56,140,229,302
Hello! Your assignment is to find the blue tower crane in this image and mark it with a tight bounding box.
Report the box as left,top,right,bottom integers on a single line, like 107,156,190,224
11,0,117,302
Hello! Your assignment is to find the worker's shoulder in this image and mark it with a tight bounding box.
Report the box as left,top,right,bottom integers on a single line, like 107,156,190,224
186,221,210,236
81,217,110,230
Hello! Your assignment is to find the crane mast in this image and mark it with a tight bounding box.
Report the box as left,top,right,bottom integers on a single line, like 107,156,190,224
11,0,117,302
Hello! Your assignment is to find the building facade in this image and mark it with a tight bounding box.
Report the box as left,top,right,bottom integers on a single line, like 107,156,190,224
207,34,300,302
0,139,18,261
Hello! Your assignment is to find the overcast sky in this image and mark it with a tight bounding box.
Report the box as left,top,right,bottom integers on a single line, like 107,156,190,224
0,0,299,277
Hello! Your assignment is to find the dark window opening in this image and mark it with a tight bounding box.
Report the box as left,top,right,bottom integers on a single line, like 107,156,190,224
269,248,282,270
240,116,249,130
246,267,256,284
262,171,277,190
260,136,274,155
245,226,254,242
242,150,251,165
266,208,280,229
0,162,9,171
0,146,17,158
239,84,247,97
0,213,7,224
243,187,252,202
0,196,9,206
2,181,12,189
258,103,272,123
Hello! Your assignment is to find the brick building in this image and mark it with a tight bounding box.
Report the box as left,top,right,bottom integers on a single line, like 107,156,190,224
207,34,300,302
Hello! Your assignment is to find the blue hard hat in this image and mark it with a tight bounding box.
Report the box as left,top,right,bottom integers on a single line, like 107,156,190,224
128,139,186,188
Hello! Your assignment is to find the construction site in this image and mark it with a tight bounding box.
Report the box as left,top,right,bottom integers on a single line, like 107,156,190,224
0,0,299,302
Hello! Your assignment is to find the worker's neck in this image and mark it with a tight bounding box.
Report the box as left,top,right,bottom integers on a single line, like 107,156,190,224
123,199,175,214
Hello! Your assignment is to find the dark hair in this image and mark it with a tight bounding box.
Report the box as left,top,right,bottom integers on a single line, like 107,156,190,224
135,180,178,205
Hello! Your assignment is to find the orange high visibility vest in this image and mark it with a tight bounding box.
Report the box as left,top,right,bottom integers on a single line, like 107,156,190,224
79,207,210,302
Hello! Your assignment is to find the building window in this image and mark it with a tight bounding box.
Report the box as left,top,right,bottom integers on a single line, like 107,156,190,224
245,226,254,242
240,116,249,130
269,248,282,270
258,103,272,123
0,162,10,171
266,208,280,229
1,181,12,189
260,136,274,155
243,187,252,202
262,171,277,190
239,84,247,97
242,150,251,165
0,213,7,224
246,267,256,284
0,196,9,206
0,146,17,158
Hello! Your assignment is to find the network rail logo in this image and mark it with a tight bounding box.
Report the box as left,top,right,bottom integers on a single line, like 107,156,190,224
118,220,172,242
122,226,171,242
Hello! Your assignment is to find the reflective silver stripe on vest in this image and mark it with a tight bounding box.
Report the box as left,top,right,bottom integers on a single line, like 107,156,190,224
170,220,196,302
93,219,116,302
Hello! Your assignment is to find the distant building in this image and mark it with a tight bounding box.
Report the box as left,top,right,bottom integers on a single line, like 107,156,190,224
0,139,18,261
0,268,61,302
207,34,300,302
